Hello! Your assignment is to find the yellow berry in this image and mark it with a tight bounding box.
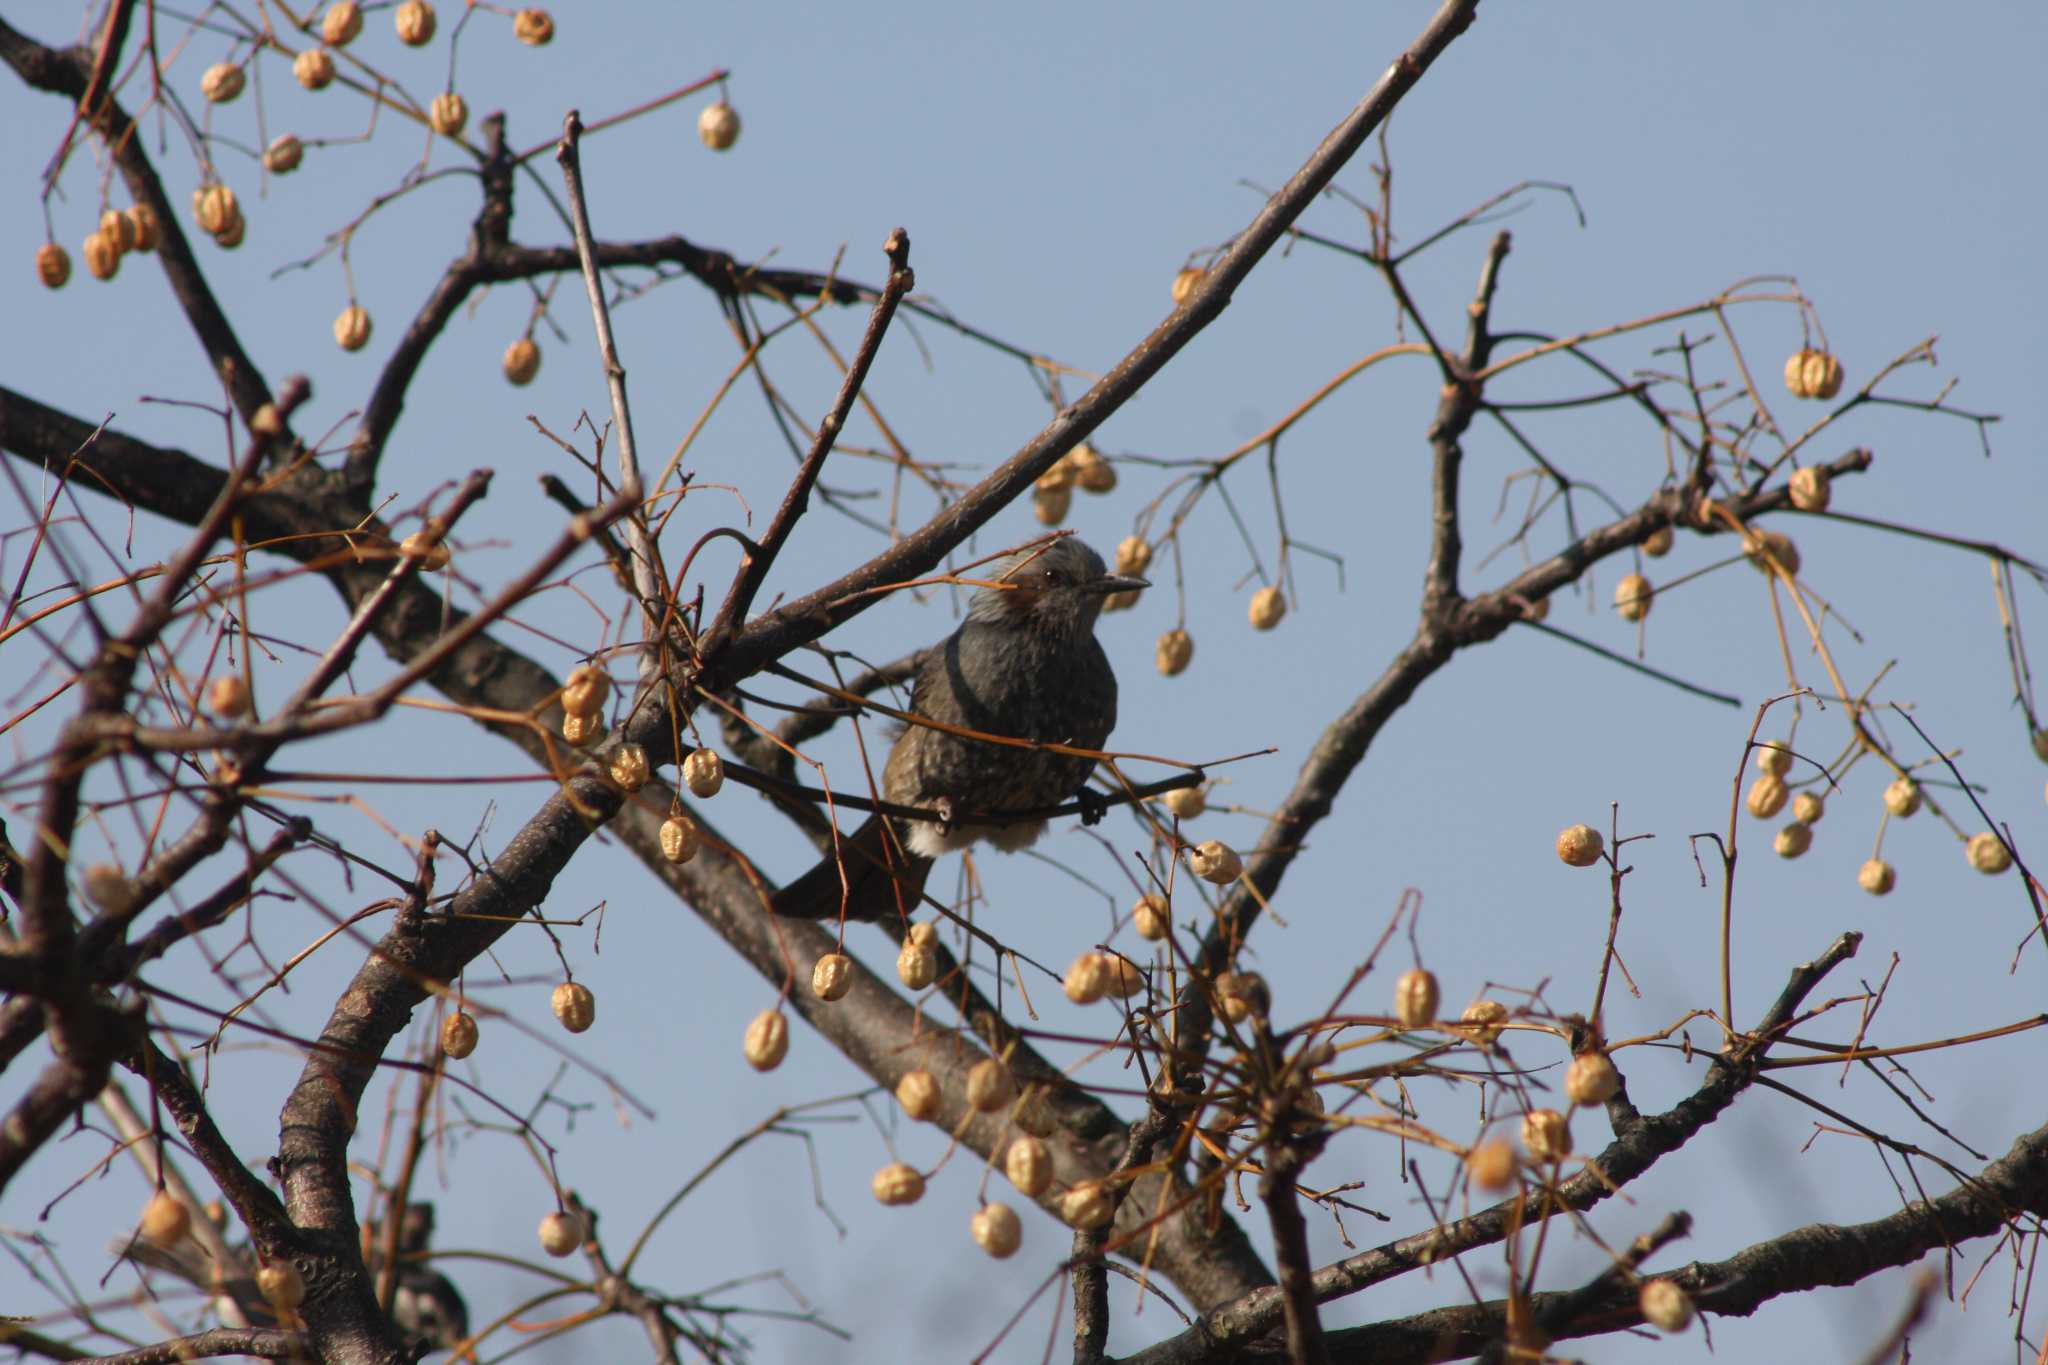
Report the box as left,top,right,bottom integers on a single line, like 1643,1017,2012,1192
140,1192,191,1245
1171,266,1204,305
503,337,541,385
1967,831,2012,875
607,742,650,792
1132,893,1169,940
321,2,363,47
36,242,71,289
1063,952,1110,1004
429,92,468,138
126,205,159,252
1521,1108,1572,1162
895,1069,940,1121
811,952,852,1000
1556,823,1603,867
537,1209,582,1257
658,815,698,864
1162,783,1205,819
1640,1278,1695,1332
682,747,724,798
1564,1052,1620,1106
1746,774,1788,820
334,304,372,352
1393,968,1439,1029
1789,466,1831,512
965,1058,1012,1113
1068,443,1116,494
1248,585,1286,631
1642,526,1674,558
513,8,555,45
970,1203,1022,1258
1757,742,1792,777
1882,777,1921,818
1032,484,1070,526
1857,859,1895,896
395,0,436,45
201,62,245,104
742,1009,789,1071
82,229,120,281
1744,529,1800,577
872,1162,925,1206
1156,628,1193,676
697,100,741,151
1004,1135,1051,1196
399,529,450,570
206,674,250,718
1114,536,1152,577
1614,573,1652,622
100,208,137,254
1465,1139,1517,1192
1773,822,1812,859
1792,791,1824,825
294,48,336,90
1187,838,1242,885
896,940,937,991
264,134,305,175
551,981,595,1033
1059,1183,1112,1230
1461,999,1509,1045
440,1010,478,1058
560,710,604,746
562,663,609,715
257,1261,305,1311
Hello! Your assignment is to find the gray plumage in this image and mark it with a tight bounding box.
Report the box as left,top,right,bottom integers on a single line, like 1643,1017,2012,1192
773,537,1144,920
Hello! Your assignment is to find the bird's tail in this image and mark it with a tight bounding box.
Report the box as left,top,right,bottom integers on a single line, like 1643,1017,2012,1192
769,815,932,921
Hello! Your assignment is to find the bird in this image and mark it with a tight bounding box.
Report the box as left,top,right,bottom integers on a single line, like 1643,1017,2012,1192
771,536,1145,921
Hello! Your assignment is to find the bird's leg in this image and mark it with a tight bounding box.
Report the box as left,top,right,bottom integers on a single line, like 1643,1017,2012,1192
1076,785,1108,828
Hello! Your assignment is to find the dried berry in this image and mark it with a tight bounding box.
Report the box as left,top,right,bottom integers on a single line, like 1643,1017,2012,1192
126,205,159,252
1564,1052,1620,1106
1857,858,1895,896
1614,573,1652,622
682,747,724,798
966,1058,1013,1112
257,1262,305,1311
399,529,451,570
503,337,540,385
1784,348,1844,401
207,674,251,718
1171,266,1204,305
658,815,698,864
1461,999,1510,1045
294,48,336,90
1792,791,1824,825
513,9,555,45
395,0,436,45
970,1203,1022,1258
334,304,372,352
560,710,603,746
896,940,937,991
36,242,71,289
1059,1183,1112,1230
263,134,305,175
1187,839,1242,885
1248,585,1286,631
321,2,363,47
1033,484,1071,526
429,91,468,138
141,1192,191,1245
1104,956,1145,999
82,229,120,281
607,742,650,792
1132,893,1169,941
213,210,246,250
537,1210,582,1257
1556,824,1603,868
1757,742,1792,777
1114,536,1152,577
742,1009,789,1071
1642,525,1674,558
895,1070,939,1121
871,1162,924,1206
1746,774,1788,820
1744,528,1801,577
1163,783,1206,819
201,62,246,104
1156,628,1194,677
1967,831,2012,875
1639,1278,1695,1332
562,663,609,715
1005,1136,1051,1196
811,952,852,1001
698,100,741,150
1063,952,1110,1005
1773,822,1812,859
551,981,595,1033
1789,465,1831,512
1882,777,1921,818
1068,443,1116,494
1393,968,1439,1029
1465,1139,1517,1192
440,1010,478,1058
1521,1108,1572,1162
100,208,137,254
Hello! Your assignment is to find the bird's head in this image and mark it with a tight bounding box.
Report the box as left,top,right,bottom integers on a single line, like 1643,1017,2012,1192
967,537,1147,637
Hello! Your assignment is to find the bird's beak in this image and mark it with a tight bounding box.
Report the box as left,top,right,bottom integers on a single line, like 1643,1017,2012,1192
1086,573,1150,595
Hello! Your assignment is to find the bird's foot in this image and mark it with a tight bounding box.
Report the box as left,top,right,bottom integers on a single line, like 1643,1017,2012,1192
1076,786,1108,828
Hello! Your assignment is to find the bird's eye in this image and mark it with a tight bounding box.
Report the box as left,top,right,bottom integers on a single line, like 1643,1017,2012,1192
1041,569,1065,587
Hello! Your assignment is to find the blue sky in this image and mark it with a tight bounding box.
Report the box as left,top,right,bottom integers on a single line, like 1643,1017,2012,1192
5,3,2045,1361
